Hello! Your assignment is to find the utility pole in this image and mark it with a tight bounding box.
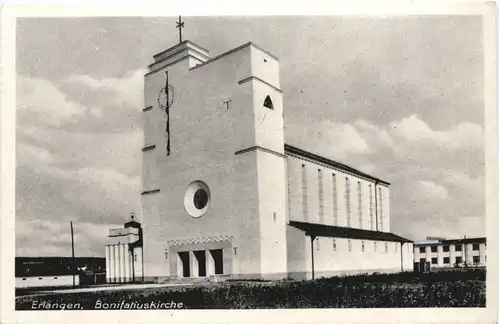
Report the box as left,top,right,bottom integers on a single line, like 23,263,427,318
70,221,75,288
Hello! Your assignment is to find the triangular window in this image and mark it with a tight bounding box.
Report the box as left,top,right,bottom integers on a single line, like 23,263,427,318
263,95,274,109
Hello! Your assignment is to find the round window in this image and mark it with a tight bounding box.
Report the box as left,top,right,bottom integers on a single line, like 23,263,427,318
193,189,208,209
184,181,211,218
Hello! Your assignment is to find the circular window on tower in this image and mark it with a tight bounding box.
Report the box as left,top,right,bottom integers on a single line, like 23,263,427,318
184,181,211,218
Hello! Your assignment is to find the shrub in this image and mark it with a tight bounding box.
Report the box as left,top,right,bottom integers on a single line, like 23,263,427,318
16,269,486,309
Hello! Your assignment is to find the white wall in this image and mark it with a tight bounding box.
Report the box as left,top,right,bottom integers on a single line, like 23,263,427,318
286,155,390,233
312,238,413,277
16,275,79,289
285,154,410,279
133,246,144,279
142,42,290,280
289,235,413,279
257,151,288,279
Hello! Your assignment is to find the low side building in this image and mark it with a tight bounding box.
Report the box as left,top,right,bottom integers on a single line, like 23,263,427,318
413,237,486,270
15,257,104,288
104,216,144,283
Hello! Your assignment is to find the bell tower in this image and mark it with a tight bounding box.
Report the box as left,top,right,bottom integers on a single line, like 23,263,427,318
141,25,288,280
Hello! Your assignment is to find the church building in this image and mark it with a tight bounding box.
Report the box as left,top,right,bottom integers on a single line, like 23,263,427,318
138,30,414,281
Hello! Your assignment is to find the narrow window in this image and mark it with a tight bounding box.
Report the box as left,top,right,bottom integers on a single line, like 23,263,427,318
318,169,324,222
316,238,320,251
332,239,337,251
302,164,308,219
273,212,276,222
263,95,274,109
369,184,374,230
348,239,352,252
361,241,365,252
357,181,362,228
374,242,377,252
378,187,383,230
384,242,388,252
345,177,351,227
332,173,338,225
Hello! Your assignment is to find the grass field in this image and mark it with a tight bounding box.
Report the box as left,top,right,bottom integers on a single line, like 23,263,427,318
16,269,486,309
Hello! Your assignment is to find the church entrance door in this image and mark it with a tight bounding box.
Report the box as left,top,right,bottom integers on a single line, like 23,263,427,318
178,252,190,277
210,249,223,275
194,250,207,277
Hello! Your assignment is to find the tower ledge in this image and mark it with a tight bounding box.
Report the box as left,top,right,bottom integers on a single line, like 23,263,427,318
149,40,210,72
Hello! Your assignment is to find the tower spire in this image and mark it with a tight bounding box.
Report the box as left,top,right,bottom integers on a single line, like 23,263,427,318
176,16,185,43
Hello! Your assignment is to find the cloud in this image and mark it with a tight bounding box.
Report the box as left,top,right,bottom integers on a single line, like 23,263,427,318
416,180,449,201
398,216,485,242
286,120,371,160
65,69,146,109
14,16,486,255
286,112,484,242
17,76,91,127
16,74,142,257
286,118,398,163
390,114,484,151
16,218,119,257
354,120,395,149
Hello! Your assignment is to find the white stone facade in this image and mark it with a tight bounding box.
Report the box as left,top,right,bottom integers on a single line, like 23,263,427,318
140,40,413,281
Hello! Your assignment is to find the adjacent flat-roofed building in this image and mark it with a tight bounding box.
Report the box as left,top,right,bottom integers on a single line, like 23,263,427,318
15,257,105,288
413,237,486,270
104,216,144,283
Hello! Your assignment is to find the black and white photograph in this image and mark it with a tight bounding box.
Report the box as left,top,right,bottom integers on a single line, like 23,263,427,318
0,3,497,324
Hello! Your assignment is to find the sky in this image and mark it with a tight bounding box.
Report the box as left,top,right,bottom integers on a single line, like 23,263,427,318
15,16,485,257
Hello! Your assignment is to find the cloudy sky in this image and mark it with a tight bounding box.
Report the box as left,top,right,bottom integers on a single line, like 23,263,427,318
15,16,485,257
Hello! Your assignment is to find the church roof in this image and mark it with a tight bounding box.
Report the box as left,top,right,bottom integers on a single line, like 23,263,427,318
289,220,413,243
284,144,390,185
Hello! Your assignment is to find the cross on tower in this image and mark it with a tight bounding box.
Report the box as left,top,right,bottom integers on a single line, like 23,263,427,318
130,212,135,222
176,16,184,43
